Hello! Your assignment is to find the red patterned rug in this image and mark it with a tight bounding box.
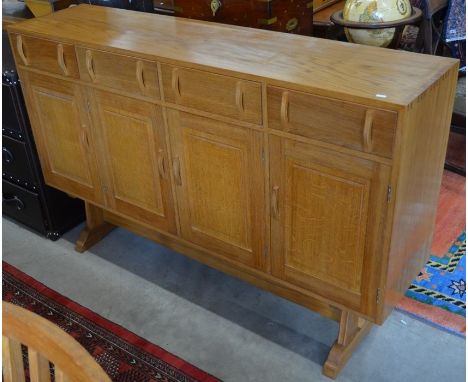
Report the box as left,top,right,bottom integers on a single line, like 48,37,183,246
2,261,221,382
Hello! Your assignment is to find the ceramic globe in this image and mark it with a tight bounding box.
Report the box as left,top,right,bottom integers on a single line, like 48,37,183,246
343,0,412,47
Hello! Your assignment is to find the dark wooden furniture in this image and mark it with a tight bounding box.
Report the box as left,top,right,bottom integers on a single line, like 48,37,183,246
445,76,466,176
2,7,84,239
312,0,345,39
172,0,314,35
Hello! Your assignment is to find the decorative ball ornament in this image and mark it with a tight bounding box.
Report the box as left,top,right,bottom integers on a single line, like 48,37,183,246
343,0,412,47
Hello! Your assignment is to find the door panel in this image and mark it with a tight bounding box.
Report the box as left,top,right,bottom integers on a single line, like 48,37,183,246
20,70,102,203
90,90,176,233
286,163,369,293
270,136,390,314
167,109,265,268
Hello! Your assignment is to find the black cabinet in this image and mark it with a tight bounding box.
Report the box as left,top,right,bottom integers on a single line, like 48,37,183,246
3,32,85,240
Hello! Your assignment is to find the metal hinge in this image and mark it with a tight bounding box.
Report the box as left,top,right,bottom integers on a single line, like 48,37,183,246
376,288,382,304
263,245,268,258
261,148,265,162
387,185,392,203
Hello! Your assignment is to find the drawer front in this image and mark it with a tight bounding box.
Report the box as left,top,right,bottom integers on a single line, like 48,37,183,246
3,73,27,138
268,87,397,158
3,179,46,234
161,64,262,125
76,47,160,99
11,34,79,78
3,135,36,184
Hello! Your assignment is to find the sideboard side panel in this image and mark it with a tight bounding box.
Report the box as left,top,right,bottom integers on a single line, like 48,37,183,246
380,64,459,323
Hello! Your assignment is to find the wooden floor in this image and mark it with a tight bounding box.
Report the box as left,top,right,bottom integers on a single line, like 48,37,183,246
432,170,466,257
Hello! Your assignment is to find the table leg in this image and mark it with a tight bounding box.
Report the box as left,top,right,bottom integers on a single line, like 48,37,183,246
75,202,115,253
323,310,373,379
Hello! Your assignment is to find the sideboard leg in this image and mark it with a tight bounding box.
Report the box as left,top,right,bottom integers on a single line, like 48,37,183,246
322,310,373,379
75,202,115,253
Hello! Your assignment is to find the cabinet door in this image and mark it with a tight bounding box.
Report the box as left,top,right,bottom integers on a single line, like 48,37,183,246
270,136,390,315
20,70,102,203
90,90,177,233
167,110,266,269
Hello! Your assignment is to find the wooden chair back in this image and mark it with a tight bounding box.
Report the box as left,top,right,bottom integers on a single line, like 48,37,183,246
2,301,111,382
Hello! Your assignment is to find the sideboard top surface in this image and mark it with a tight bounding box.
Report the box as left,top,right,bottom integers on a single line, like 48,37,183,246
8,4,458,108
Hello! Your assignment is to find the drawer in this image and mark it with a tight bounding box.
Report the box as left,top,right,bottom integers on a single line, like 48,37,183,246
268,87,397,158
3,179,46,234
3,71,28,138
161,64,262,125
11,34,79,78
3,135,36,184
76,47,160,99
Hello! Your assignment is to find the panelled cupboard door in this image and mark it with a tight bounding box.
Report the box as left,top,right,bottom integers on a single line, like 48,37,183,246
167,110,266,269
19,70,102,204
269,136,390,316
89,90,177,233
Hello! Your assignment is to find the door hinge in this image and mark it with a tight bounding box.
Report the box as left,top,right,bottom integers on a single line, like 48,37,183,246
376,288,382,304
263,245,268,258
387,185,392,203
261,148,265,162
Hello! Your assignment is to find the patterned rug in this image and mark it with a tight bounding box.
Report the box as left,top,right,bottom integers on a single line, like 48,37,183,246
397,232,466,336
2,261,221,382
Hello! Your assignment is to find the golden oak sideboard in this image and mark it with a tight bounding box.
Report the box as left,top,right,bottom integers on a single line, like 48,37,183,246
8,5,458,378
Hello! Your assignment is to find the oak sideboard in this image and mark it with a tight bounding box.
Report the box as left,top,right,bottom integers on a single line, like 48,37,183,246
8,5,458,378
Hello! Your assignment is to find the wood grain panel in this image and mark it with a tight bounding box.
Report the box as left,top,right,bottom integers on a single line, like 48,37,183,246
185,134,250,248
268,87,397,158
167,109,265,269
90,90,176,233
379,66,459,323
11,33,79,78
285,163,369,292
19,70,102,203
161,64,262,124
76,47,160,99
270,137,391,313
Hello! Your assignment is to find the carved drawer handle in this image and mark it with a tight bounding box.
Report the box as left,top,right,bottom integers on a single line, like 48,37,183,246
363,110,374,152
280,91,289,127
136,60,146,94
17,35,28,65
85,50,96,82
3,147,14,163
57,44,69,76
173,157,182,185
172,67,181,100
3,194,24,211
235,81,245,113
157,149,167,179
80,128,90,151
271,185,280,219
